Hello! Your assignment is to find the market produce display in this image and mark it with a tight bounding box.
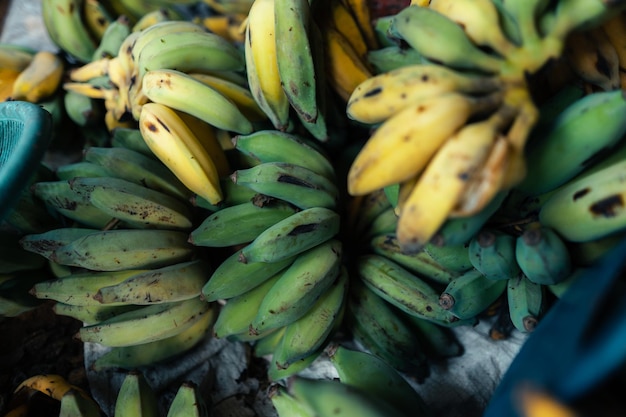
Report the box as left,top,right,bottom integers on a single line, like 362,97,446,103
1,0,626,415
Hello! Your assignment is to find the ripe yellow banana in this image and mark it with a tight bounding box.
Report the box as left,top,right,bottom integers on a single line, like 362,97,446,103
139,102,223,205
14,374,87,401
329,0,369,60
340,0,379,50
11,51,64,103
0,69,21,101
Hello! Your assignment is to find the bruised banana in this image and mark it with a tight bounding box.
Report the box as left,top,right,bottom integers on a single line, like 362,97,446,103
19,227,100,260
439,268,508,320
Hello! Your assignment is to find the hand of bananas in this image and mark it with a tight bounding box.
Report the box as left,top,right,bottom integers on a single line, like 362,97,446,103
2,0,626,416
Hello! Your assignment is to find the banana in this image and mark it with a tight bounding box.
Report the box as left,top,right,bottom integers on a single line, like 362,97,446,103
253,326,287,358
270,265,348,372
231,162,339,210
366,45,424,74
439,268,508,320
41,0,97,63
350,188,393,239
322,26,373,102
59,388,103,417
0,232,47,273
267,348,324,381
142,69,254,134
113,371,159,417
244,0,291,131
202,250,296,301
11,51,64,103
77,296,210,347
347,64,502,124
396,112,512,253
389,5,505,74
369,233,460,285
31,268,148,306
365,206,398,238
166,381,209,417
68,176,193,230
422,241,474,273
518,90,626,197
268,383,316,417
547,0,626,40
238,207,341,264
514,226,573,285
274,0,318,123
601,11,626,75
55,161,110,180
563,27,621,91
232,130,336,180
190,200,297,247
49,229,195,271
250,239,342,334
0,44,35,72
357,254,469,327
506,273,545,333
539,156,626,242
288,376,409,417
131,7,177,32
91,302,216,370
328,0,369,60
64,89,105,127
326,344,431,417
203,0,254,15
14,374,84,402
139,101,223,205
93,260,210,305
468,229,521,280
212,271,283,340
347,92,502,197
191,178,258,211
402,312,464,359
52,302,142,324
82,0,113,42
83,146,192,200
341,0,378,49
19,227,100,260
110,127,153,156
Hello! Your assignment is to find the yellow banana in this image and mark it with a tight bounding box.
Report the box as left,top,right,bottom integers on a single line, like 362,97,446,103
68,57,111,82
340,0,379,50
14,374,87,401
139,102,223,205
11,51,64,103
348,92,503,196
0,46,35,72
397,110,512,253
329,0,369,59
0,69,21,101
82,0,113,42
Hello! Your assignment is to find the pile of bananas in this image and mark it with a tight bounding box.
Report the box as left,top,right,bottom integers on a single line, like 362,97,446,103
2,0,626,415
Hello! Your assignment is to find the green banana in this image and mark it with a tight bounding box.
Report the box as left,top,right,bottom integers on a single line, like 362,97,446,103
113,371,159,417
422,241,474,273
67,176,193,230
546,267,587,299
366,45,424,74
288,377,410,417
55,161,110,181
388,5,504,73
352,188,393,239
402,313,464,359
231,162,339,210
238,207,341,264
202,250,296,302
250,239,342,334
365,206,398,239
517,90,626,196
269,265,348,371
369,233,460,285
91,303,217,370
515,226,572,284
166,381,209,417
253,327,287,358
507,273,544,333
189,200,297,247
547,0,626,38
49,229,195,271
439,268,508,320
110,127,153,156
19,227,100,260
41,0,97,62
232,130,335,180
92,15,132,60
129,20,207,64
268,383,316,417
0,231,47,273
212,271,283,340
59,388,103,417
538,159,626,242
268,348,323,381
93,260,210,305
31,269,149,306
326,344,432,417
77,296,210,347
357,254,469,327
83,146,192,200
468,229,521,280
63,89,104,127
52,302,142,325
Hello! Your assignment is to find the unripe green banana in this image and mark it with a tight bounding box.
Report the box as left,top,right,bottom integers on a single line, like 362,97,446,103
232,130,335,180
352,188,393,239
402,313,464,359
439,268,507,320
253,327,286,358
366,45,424,74
55,161,110,181
19,227,100,260
63,89,104,127
326,344,432,417
366,206,398,239
538,159,626,242
507,273,545,333
189,200,297,247
191,178,258,211
93,260,210,305
91,302,217,370
546,0,626,39
268,348,324,381
388,5,504,73
166,381,209,417
49,229,195,271
369,233,460,285
250,239,342,334
202,250,296,302
238,207,341,264
77,296,210,347
515,226,572,285
92,15,131,60
517,90,626,196
59,388,103,417
113,371,159,417
52,302,142,325
231,162,339,210
110,127,153,156
68,176,193,230
468,229,521,280
422,241,474,273
268,383,316,417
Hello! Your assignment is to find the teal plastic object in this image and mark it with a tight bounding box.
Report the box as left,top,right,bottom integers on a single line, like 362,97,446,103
0,101,53,221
